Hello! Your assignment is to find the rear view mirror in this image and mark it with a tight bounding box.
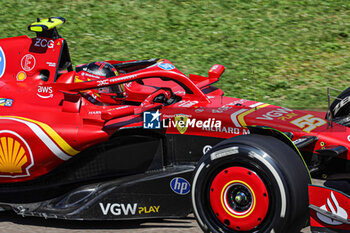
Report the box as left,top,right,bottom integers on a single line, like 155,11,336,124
208,64,225,79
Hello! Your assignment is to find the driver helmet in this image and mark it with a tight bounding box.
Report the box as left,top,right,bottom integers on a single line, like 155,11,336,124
76,61,126,102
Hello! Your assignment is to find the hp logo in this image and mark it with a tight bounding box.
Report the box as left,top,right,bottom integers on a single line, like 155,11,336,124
170,177,190,195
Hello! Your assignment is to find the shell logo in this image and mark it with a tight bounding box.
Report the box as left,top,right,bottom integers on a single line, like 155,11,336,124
16,71,27,81
0,130,33,178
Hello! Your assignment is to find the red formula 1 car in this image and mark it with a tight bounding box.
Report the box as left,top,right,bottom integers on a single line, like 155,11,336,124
0,17,349,233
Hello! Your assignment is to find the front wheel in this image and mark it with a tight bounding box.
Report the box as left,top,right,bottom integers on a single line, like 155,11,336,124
192,134,311,233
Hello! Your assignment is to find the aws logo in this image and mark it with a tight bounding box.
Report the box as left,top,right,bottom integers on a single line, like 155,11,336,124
37,86,53,99
0,130,34,178
0,46,6,78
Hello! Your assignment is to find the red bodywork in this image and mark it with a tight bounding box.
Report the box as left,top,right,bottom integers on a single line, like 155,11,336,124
1,34,350,184
309,185,350,232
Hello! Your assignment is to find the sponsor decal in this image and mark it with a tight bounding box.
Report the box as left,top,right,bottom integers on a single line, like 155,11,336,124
37,86,53,99
202,125,250,135
109,74,137,83
88,111,102,115
174,114,189,134
16,71,27,81
170,177,190,195
195,107,205,113
138,205,160,214
158,63,175,70
0,116,79,160
212,100,247,114
46,62,56,67
21,54,36,72
0,130,34,177
256,107,294,120
278,112,298,121
104,106,129,113
210,147,239,161
143,110,161,129
99,203,160,216
100,203,137,216
316,191,348,225
108,105,129,111
0,98,13,107
34,38,54,48
0,46,6,78
212,105,233,114
203,145,212,155
97,79,109,86
178,100,199,108
290,114,326,133
232,99,248,105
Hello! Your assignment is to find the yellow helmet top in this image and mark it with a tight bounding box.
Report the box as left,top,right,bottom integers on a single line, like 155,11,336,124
28,17,65,33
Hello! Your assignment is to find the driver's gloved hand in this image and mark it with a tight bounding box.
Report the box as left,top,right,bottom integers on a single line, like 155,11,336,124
153,94,166,103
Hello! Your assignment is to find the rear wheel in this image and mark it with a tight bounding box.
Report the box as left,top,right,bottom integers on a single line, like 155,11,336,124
192,134,310,233
327,87,350,121
327,87,350,126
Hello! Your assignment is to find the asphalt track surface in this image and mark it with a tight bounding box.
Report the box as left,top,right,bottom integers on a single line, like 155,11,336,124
0,179,325,233
0,213,311,233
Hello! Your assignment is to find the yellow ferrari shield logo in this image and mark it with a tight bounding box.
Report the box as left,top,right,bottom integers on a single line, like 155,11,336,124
175,114,189,134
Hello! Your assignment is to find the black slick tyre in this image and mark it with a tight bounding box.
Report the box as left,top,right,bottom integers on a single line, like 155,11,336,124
191,134,311,233
328,87,350,119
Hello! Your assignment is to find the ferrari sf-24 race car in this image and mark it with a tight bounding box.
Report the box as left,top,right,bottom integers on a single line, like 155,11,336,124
0,17,349,233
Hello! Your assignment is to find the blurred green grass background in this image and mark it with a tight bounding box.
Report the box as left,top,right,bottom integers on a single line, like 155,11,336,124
1,0,349,108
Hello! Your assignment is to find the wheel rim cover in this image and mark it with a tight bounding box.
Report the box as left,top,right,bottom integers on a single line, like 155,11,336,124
209,166,269,231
